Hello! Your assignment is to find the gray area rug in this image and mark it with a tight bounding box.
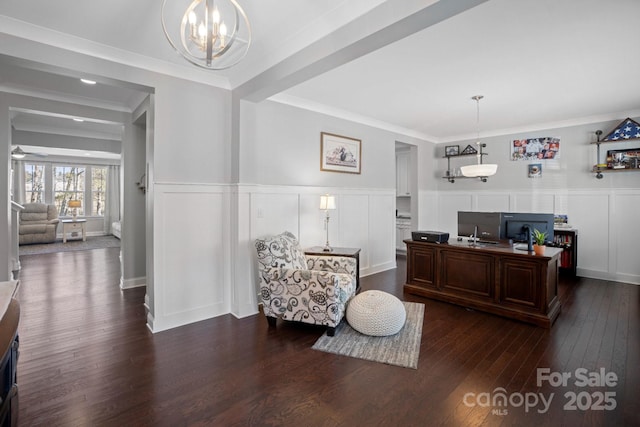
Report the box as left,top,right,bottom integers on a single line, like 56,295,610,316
312,301,424,369
19,235,120,256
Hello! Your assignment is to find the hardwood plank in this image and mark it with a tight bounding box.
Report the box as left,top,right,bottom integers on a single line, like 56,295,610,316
12,249,639,426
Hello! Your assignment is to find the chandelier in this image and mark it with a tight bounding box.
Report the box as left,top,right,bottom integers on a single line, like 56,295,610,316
162,0,251,70
460,95,498,180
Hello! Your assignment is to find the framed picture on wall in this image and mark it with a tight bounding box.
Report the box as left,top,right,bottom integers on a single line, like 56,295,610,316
320,132,362,174
528,163,542,178
445,145,459,156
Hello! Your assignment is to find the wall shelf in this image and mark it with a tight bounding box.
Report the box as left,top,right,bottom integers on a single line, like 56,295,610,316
442,148,490,183
591,122,640,179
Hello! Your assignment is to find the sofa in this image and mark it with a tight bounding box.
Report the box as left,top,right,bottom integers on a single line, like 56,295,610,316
19,203,60,245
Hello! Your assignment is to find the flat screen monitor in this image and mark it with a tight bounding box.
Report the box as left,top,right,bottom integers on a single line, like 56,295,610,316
457,211,501,242
501,212,554,243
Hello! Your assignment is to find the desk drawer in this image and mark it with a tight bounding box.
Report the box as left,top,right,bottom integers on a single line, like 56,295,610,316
65,222,83,231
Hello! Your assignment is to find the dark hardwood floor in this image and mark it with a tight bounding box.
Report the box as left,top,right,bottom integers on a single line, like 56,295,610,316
14,249,639,426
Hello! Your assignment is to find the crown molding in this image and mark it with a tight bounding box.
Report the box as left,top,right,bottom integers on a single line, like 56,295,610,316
269,93,435,143
0,15,231,90
437,109,640,144
0,83,132,113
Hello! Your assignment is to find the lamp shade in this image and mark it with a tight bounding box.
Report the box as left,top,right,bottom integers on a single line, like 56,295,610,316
68,200,82,208
319,195,336,210
460,163,498,178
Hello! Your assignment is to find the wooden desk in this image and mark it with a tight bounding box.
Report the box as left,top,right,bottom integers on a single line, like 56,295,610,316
61,219,87,243
304,246,361,292
404,240,561,328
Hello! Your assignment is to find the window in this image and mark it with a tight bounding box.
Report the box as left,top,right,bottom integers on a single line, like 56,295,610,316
24,164,45,203
91,167,107,216
53,166,85,216
20,162,113,218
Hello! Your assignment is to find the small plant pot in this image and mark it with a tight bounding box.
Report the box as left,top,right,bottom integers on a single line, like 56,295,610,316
533,244,545,256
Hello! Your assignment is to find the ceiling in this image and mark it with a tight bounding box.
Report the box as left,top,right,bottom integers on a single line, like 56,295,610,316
1,0,639,151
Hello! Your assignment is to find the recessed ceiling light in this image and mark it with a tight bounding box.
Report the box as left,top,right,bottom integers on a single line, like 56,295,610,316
80,78,97,85
73,118,84,122
84,152,92,156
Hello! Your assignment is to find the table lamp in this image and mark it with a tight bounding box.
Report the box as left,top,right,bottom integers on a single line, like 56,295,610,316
320,194,336,252
68,199,81,221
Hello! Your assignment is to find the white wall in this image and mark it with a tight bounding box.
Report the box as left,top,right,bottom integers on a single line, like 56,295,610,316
433,119,639,191
240,100,398,187
420,118,640,285
0,35,233,332
235,100,432,311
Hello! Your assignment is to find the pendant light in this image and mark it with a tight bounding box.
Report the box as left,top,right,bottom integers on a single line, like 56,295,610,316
162,0,251,70
460,95,498,180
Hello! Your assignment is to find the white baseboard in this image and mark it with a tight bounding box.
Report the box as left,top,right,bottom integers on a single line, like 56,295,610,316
146,311,155,333
120,276,146,289
361,260,396,278
10,257,20,272
578,268,640,286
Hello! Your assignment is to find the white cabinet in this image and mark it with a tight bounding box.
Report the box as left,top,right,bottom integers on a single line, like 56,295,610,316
396,218,412,251
396,151,410,196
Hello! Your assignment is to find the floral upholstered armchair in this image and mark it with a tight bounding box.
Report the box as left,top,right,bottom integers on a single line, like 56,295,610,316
255,231,357,336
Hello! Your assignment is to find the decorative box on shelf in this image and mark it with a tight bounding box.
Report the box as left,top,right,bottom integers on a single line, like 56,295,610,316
591,118,640,179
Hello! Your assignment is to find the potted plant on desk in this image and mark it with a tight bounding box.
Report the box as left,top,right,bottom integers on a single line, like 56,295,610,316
532,228,548,256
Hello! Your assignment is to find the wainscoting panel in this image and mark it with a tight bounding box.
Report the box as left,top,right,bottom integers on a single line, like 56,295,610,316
512,192,556,213
567,192,610,276
299,192,331,249
251,193,300,239
232,190,259,319
476,193,510,212
338,194,370,270
437,194,473,238
244,185,396,279
427,188,640,285
368,194,396,274
152,184,229,332
611,192,640,282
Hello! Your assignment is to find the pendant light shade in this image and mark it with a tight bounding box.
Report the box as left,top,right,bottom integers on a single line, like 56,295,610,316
460,163,498,177
460,95,498,179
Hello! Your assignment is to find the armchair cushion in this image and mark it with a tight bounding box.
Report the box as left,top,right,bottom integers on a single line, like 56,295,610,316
255,231,307,271
255,232,357,335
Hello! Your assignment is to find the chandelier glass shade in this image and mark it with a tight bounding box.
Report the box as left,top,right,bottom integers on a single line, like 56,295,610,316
162,0,251,70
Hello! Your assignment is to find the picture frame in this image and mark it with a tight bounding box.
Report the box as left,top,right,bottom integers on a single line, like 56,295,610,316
445,145,459,157
511,137,560,161
460,144,478,155
528,163,542,178
606,147,640,169
320,132,362,174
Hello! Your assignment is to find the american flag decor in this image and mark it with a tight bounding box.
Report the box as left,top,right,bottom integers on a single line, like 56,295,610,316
602,117,640,141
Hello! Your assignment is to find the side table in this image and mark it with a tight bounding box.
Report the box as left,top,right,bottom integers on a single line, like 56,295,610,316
61,219,87,243
304,246,361,292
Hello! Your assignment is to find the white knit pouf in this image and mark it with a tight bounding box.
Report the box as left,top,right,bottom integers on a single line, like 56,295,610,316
346,290,406,336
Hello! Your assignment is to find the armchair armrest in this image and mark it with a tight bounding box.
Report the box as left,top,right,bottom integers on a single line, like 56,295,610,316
260,267,352,295
259,267,356,315
48,219,60,225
